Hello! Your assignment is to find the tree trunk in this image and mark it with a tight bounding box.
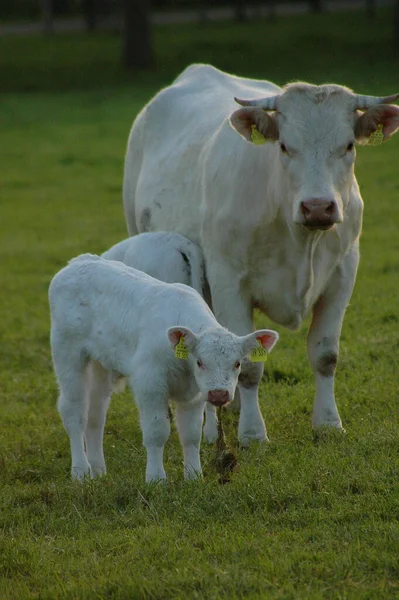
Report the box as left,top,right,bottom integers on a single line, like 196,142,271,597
83,0,96,32
366,0,375,18
266,0,276,20
123,0,153,69
235,0,246,21
310,0,323,12
41,0,53,34
394,0,399,54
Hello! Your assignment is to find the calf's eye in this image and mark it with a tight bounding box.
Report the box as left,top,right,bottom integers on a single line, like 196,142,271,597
346,142,354,152
234,361,241,369
197,359,203,368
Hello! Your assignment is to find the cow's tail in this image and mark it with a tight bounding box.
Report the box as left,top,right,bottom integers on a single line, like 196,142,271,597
123,108,147,237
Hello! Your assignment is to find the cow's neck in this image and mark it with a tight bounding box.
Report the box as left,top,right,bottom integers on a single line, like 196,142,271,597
250,208,342,330
295,229,323,306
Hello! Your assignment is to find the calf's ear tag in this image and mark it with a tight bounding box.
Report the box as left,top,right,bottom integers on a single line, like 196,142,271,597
367,123,384,146
175,337,189,360
250,340,268,363
251,124,267,145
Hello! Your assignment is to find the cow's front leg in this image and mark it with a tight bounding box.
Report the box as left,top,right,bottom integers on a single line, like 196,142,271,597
206,262,267,445
307,249,359,430
237,360,267,445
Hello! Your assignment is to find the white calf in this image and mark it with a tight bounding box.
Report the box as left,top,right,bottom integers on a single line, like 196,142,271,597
49,254,278,482
102,231,218,443
102,231,205,297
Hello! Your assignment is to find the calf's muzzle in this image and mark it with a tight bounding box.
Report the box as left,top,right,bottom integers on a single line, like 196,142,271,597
208,390,230,407
300,198,339,230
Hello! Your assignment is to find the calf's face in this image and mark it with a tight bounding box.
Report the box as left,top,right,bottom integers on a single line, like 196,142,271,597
230,83,399,231
168,326,279,405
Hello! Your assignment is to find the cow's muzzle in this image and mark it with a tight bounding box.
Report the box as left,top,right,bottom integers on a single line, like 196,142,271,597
299,198,340,230
208,390,230,407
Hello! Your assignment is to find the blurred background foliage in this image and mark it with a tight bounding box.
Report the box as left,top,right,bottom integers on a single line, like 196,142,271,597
0,0,393,21
4,0,307,21
1,1,398,73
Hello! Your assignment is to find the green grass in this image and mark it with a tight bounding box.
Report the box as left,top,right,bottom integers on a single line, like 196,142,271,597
1,7,399,599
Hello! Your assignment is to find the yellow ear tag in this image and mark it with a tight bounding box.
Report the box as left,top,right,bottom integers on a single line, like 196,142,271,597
175,337,189,360
367,123,384,146
250,340,268,363
251,124,267,145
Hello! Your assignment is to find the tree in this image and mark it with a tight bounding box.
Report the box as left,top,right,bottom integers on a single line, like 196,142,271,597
234,0,246,21
123,0,153,69
41,0,53,34
309,0,323,12
395,0,399,54
366,0,376,18
266,0,276,21
83,0,97,32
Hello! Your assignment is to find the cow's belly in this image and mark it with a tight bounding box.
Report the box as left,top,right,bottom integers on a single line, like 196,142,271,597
254,291,312,331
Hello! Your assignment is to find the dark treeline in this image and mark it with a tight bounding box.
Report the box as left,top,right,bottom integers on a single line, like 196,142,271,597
0,0,382,21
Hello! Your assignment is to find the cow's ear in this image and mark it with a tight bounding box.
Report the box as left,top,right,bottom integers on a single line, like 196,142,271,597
355,104,399,145
167,326,197,352
230,107,279,144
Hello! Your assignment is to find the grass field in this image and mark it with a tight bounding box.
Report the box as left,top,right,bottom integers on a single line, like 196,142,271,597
1,7,399,599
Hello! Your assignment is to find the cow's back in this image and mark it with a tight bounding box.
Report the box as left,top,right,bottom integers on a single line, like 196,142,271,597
123,64,281,241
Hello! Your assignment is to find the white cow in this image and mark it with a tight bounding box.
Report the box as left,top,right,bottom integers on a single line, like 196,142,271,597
123,63,399,443
49,254,278,482
102,231,218,442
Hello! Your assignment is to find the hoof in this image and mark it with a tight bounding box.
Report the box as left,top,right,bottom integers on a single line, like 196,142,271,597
145,472,167,484
90,465,107,478
184,469,203,481
238,430,269,447
71,466,92,481
313,425,346,444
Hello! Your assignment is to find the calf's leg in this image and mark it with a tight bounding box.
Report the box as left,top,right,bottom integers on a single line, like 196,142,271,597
85,361,113,477
52,340,91,479
175,399,205,479
203,403,218,444
132,378,170,482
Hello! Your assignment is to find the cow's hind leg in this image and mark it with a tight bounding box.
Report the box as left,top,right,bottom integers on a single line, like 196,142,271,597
307,249,359,431
85,361,113,477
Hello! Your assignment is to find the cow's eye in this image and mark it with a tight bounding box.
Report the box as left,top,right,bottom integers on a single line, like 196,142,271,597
197,359,203,368
280,142,288,154
234,361,241,369
346,142,354,152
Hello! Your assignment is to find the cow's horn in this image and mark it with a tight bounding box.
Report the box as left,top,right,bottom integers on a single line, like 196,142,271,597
354,93,399,109
234,95,279,111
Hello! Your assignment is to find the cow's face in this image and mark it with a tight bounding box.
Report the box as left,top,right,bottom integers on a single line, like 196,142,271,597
167,326,278,405
230,84,399,232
